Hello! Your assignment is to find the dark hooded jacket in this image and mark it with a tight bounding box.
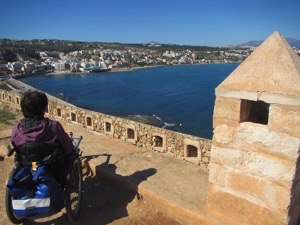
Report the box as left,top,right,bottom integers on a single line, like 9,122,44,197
12,118,73,156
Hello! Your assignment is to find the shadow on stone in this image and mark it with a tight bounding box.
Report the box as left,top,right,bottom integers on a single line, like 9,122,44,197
23,153,157,225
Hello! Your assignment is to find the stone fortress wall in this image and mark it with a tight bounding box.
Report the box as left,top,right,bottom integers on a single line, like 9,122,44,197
2,32,300,225
0,84,212,169
207,32,300,225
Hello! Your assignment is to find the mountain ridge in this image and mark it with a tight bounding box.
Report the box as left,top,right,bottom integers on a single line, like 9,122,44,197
239,38,300,48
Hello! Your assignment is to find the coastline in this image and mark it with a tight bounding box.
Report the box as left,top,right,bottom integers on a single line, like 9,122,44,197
47,62,239,76
12,63,240,139
48,65,164,75
13,62,240,80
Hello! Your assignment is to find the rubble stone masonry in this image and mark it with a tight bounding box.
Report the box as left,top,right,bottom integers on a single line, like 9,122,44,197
0,89,212,170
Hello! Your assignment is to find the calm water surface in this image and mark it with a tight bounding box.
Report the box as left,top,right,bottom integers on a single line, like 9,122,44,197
20,64,238,139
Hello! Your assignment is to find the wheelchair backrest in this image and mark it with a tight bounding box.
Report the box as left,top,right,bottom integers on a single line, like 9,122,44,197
16,142,62,167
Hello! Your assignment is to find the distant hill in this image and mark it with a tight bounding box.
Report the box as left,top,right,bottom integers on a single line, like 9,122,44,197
0,38,227,64
239,38,300,48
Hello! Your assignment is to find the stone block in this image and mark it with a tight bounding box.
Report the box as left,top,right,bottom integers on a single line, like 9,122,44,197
227,169,267,200
207,184,286,225
213,97,241,121
240,150,294,188
236,122,300,159
202,156,209,163
259,93,300,107
213,124,235,145
265,183,289,213
210,145,241,166
269,104,300,137
208,162,226,187
213,117,240,128
204,151,211,157
215,87,258,101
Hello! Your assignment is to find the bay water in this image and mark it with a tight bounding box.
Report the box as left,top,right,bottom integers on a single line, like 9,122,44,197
19,64,238,139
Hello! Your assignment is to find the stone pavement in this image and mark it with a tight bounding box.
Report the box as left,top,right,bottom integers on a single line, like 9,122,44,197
0,121,212,224
61,121,211,224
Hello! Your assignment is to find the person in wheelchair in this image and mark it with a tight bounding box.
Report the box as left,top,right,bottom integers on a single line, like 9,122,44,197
6,91,78,222
12,90,73,162
5,91,83,224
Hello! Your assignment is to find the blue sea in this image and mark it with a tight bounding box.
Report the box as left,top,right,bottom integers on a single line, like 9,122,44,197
19,64,238,139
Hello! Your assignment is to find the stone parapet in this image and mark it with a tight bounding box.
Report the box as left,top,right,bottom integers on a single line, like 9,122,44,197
0,89,212,169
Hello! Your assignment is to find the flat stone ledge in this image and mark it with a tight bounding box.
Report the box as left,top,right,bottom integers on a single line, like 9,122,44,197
215,88,258,101
259,93,300,107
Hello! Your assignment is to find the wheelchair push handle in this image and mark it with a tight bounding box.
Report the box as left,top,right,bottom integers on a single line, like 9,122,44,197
69,132,83,155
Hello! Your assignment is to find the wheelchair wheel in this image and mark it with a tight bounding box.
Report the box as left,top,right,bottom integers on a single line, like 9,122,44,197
5,166,26,224
65,157,83,222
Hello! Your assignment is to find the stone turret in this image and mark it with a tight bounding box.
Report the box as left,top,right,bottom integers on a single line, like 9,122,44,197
207,32,300,225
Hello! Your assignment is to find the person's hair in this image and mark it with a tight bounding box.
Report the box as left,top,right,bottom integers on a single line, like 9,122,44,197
21,91,48,118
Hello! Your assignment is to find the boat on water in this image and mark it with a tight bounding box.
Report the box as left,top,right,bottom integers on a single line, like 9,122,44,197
80,65,111,73
88,67,111,73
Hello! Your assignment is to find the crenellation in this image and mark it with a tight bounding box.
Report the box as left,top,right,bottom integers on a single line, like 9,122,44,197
208,32,300,225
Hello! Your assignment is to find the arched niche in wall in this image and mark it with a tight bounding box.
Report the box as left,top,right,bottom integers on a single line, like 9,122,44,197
85,115,94,130
184,139,201,164
125,124,138,144
103,118,114,136
151,133,166,152
16,97,20,105
70,111,77,122
56,107,62,118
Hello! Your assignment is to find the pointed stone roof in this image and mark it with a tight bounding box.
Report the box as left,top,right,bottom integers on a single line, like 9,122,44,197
217,32,300,98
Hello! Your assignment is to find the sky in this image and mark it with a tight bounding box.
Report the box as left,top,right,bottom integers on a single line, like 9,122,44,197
1,0,299,46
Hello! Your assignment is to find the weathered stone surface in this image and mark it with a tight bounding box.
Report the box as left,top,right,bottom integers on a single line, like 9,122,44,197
227,169,267,200
213,117,240,128
208,162,226,187
210,145,241,166
209,32,299,225
236,122,300,159
216,88,258,101
259,94,300,107
207,184,286,225
204,151,211,157
269,104,300,137
0,90,212,168
226,168,289,213
265,182,290,213
239,150,294,188
213,124,235,145
213,97,241,121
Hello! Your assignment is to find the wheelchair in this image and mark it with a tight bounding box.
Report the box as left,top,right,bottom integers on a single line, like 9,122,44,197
5,133,83,224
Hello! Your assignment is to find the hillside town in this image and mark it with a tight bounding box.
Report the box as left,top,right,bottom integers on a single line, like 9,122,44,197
0,39,299,78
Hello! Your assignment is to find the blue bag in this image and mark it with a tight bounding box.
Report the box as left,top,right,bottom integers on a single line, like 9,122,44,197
7,166,64,218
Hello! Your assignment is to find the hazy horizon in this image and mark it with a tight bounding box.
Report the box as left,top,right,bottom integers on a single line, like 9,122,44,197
1,0,299,46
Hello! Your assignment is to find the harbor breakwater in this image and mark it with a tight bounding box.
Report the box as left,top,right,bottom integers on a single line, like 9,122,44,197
1,79,212,169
